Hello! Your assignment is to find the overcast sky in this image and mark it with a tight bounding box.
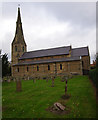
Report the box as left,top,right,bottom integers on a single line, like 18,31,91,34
0,2,96,63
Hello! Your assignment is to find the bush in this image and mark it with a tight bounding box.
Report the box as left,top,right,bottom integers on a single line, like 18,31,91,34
89,69,97,87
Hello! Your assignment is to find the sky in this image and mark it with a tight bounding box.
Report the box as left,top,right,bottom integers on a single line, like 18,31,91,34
0,1,97,63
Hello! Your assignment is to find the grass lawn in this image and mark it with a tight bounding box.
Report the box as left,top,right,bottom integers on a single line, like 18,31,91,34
2,75,96,118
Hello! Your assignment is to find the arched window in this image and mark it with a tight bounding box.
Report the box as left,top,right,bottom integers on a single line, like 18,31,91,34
27,66,29,72
17,67,19,72
60,64,62,70
15,46,17,52
48,65,50,70
37,66,39,71
23,46,24,52
82,61,84,67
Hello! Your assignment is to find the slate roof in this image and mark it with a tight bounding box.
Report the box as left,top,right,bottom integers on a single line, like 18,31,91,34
14,46,89,66
19,46,71,60
13,56,80,66
71,47,89,57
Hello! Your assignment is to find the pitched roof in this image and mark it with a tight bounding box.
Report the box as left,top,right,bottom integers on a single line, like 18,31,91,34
71,47,89,57
13,56,80,66
19,46,71,60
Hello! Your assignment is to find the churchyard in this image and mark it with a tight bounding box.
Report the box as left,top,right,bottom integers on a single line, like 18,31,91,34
2,75,96,118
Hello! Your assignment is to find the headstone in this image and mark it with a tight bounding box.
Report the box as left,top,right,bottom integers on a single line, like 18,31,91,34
54,102,65,111
16,78,22,92
46,76,49,82
51,76,55,87
13,78,16,82
65,78,68,95
8,79,10,83
28,76,29,80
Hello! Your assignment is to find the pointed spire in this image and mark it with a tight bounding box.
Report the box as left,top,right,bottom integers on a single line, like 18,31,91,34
12,6,26,46
17,6,21,23
15,6,23,35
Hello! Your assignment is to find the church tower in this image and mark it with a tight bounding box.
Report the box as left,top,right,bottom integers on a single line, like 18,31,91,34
11,7,27,65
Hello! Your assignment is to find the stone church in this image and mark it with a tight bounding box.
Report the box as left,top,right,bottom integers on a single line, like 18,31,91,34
11,7,90,78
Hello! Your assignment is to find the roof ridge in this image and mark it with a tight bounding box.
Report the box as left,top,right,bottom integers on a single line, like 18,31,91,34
72,46,88,50
25,46,70,53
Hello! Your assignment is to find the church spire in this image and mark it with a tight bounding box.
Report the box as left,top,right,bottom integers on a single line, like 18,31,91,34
11,6,27,66
12,6,26,46
15,6,23,36
17,7,21,24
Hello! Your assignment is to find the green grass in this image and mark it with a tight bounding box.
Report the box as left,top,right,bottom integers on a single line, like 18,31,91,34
2,76,96,118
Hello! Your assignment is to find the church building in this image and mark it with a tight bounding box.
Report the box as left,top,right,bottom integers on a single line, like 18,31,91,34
11,7,90,78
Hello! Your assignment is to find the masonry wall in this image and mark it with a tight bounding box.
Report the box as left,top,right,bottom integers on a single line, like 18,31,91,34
82,56,90,70
12,60,82,78
12,43,26,65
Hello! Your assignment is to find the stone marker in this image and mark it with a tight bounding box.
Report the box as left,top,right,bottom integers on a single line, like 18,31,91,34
8,79,10,83
13,78,16,82
16,78,22,92
65,78,68,96
54,102,65,111
28,76,29,80
51,76,55,87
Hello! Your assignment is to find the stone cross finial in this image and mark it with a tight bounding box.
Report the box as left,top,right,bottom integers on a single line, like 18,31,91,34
18,4,20,7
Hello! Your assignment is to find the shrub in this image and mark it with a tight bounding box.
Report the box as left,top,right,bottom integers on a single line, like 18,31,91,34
89,69,96,87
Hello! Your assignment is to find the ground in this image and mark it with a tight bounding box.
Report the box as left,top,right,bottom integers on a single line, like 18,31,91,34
2,76,96,118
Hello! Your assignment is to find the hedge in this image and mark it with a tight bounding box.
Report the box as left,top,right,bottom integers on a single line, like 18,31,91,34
89,68,97,88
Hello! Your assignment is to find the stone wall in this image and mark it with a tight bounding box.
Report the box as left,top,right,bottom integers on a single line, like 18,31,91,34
82,56,90,70
11,43,27,65
12,60,82,78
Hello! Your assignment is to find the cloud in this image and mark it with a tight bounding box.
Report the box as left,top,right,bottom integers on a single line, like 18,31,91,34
0,2,96,63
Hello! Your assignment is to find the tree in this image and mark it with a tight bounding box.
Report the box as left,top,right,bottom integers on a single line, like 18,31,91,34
96,53,98,68
2,53,11,77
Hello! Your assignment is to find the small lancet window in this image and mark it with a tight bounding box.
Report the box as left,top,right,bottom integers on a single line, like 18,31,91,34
48,65,50,70
60,64,62,70
37,66,39,71
23,46,24,52
82,61,84,67
15,46,17,52
17,67,19,72
27,66,29,72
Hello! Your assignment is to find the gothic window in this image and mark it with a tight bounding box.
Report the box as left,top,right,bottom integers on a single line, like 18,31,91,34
82,61,84,67
23,46,24,52
15,46,17,52
48,65,50,70
17,67,19,72
37,66,39,71
27,66,29,72
60,64,62,70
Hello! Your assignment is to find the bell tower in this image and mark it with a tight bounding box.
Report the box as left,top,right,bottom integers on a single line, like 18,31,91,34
11,7,27,65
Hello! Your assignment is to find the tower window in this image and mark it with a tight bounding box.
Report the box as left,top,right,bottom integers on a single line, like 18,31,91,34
60,64,62,70
15,46,17,52
17,67,19,72
27,66,29,72
23,46,24,52
37,66,39,71
48,65,50,70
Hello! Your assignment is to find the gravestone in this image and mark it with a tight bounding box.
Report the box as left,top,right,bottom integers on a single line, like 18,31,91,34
54,102,65,111
65,77,68,96
51,76,55,87
8,79,10,83
16,78,22,92
28,76,29,80
46,76,49,82
13,78,16,82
